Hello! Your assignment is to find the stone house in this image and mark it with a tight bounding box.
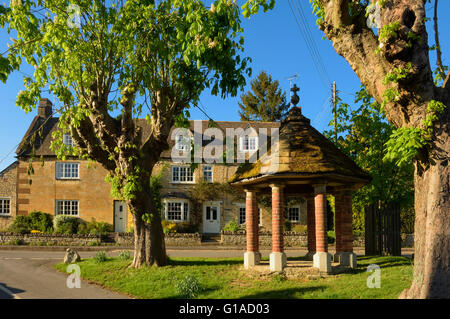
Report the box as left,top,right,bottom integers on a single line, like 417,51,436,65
0,98,310,234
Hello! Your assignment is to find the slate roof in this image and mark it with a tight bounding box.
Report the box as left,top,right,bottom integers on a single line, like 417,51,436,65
16,116,280,160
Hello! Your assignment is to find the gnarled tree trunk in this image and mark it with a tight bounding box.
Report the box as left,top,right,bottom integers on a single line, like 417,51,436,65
401,107,449,298
129,173,167,268
314,0,450,298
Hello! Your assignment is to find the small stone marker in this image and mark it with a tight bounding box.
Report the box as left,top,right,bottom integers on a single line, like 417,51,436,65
64,248,81,264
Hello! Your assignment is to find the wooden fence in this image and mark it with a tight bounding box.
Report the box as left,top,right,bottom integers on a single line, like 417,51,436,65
365,203,401,256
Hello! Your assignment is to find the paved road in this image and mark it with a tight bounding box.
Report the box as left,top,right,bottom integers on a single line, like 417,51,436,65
0,248,414,299
0,250,129,299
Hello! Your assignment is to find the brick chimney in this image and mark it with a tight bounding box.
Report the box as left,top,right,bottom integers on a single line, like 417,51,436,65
38,98,53,118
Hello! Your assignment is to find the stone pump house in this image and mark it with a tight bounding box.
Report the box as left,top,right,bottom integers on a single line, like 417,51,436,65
230,97,371,273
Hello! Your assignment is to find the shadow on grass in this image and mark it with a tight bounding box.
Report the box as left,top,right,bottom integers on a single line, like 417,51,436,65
239,286,326,299
340,256,413,275
167,258,243,267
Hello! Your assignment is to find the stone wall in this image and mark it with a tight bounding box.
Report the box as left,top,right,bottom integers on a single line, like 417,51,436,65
221,231,366,248
16,159,114,225
115,232,202,246
0,162,18,230
401,234,414,248
0,232,101,246
221,231,308,247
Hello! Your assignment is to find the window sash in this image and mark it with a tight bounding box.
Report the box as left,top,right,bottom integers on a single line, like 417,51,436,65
56,200,79,216
166,201,189,222
56,163,79,179
288,207,300,222
239,207,246,225
0,199,10,215
203,166,212,182
171,166,193,183
241,136,258,151
63,134,73,146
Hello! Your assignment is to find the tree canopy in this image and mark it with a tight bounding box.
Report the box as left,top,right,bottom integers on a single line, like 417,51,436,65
238,71,289,122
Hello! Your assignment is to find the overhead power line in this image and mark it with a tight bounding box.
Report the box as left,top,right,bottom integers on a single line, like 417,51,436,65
288,0,332,90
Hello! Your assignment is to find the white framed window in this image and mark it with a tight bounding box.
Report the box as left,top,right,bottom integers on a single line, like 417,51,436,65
56,200,79,216
56,162,79,180
237,206,262,226
240,136,258,152
171,166,194,183
288,206,300,222
63,133,73,147
0,198,11,215
165,200,189,222
203,166,213,182
238,206,246,225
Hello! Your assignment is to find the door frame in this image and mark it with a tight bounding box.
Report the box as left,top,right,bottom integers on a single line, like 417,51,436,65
202,201,221,234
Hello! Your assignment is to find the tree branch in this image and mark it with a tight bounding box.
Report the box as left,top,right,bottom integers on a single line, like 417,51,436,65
434,0,446,81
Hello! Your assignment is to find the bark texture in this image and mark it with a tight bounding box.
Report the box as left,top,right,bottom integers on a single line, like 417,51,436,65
316,0,449,298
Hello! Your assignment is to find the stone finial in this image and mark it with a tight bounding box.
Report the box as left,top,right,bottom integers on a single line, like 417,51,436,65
291,84,300,108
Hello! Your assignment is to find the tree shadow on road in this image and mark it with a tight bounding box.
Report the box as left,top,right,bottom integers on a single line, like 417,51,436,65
0,283,25,299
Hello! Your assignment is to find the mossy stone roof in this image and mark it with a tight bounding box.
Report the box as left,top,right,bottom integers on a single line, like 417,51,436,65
230,107,371,184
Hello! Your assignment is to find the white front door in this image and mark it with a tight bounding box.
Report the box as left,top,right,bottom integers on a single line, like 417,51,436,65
114,201,128,233
203,202,220,233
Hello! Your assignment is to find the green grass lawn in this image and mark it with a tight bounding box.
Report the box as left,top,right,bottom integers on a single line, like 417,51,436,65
55,255,413,299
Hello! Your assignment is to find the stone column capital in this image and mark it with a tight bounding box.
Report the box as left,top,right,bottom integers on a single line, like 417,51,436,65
313,184,326,195
269,183,285,191
244,190,258,199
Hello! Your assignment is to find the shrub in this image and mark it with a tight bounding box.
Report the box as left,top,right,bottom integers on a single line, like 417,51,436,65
78,218,113,235
223,220,240,232
175,222,198,233
8,215,32,234
176,274,200,298
162,220,177,234
94,251,108,263
327,230,335,244
28,211,53,233
292,224,307,234
53,215,79,234
119,250,131,260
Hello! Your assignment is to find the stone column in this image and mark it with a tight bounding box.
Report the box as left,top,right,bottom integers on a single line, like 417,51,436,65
306,195,316,260
334,191,344,262
269,184,287,272
313,184,332,273
244,189,261,268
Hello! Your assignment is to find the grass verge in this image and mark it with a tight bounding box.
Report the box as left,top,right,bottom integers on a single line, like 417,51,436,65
55,255,413,299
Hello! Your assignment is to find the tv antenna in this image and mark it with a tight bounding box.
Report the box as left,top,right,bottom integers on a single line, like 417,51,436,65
285,73,299,107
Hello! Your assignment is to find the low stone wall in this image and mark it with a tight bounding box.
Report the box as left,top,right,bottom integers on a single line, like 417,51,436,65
116,232,202,246
401,234,414,248
221,231,366,248
221,231,308,247
0,232,101,246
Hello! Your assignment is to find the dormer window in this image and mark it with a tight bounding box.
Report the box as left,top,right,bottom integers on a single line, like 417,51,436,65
63,133,73,147
240,136,258,152
176,134,192,151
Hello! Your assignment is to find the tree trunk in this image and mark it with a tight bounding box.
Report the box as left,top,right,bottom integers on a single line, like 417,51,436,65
129,174,167,268
400,109,450,299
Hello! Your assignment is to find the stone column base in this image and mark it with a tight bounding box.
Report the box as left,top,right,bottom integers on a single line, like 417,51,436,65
333,252,342,262
269,252,287,272
305,251,316,261
313,252,332,273
244,251,261,269
338,252,357,268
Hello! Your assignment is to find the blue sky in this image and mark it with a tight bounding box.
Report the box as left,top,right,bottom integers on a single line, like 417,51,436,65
0,0,449,171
